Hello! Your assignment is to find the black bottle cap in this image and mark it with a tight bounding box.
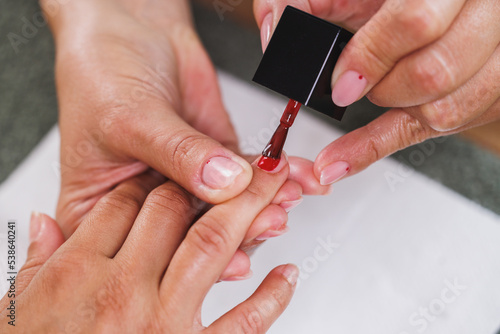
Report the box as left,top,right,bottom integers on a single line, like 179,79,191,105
253,6,353,121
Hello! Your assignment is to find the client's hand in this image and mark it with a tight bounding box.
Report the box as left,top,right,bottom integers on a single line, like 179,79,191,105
0,159,298,333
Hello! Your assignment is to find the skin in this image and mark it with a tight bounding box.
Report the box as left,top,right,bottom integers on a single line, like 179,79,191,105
41,0,330,278
254,0,500,183
0,160,299,333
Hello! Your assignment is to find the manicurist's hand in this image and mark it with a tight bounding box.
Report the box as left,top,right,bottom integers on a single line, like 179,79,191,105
255,0,500,185
42,0,329,238
0,160,299,333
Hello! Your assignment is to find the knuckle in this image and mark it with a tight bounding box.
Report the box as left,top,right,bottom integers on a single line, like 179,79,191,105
98,189,143,214
420,96,464,131
410,50,454,96
399,2,443,42
188,216,232,258
395,111,435,146
236,307,265,334
360,36,395,74
364,110,434,162
47,247,95,284
143,184,195,221
164,130,208,173
365,126,384,163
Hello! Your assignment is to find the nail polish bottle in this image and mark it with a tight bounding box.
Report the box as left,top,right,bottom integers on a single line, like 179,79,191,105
253,6,353,170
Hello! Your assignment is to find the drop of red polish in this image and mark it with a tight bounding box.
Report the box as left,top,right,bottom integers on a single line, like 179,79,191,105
358,75,363,80
258,99,301,171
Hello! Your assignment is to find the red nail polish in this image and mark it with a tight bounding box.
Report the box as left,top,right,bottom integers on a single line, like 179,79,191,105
258,99,301,171
253,7,354,170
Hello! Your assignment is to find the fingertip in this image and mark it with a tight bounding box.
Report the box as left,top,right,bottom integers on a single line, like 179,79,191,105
200,153,253,203
27,212,65,260
276,264,299,287
272,180,302,205
255,151,289,173
331,70,368,107
260,13,273,52
243,204,288,246
219,250,252,282
288,156,332,195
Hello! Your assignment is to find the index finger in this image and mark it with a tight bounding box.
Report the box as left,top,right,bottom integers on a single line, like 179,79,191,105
330,0,466,107
160,155,289,318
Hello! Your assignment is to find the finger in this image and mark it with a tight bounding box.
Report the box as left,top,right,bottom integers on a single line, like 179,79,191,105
314,109,438,184
370,0,500,107
209,264,299,334
69,171,165,258
272,180,303,210
161,154,289,317
331,0,467,107
254,0,386,51
408,45,500,131
116,181,200,280
14,213,65,298
288,156,331,195
118,108,252,205
241,204,288,253
315,80,500,185
122,28,252,204
254,0,312,51
56,161,149,239
219,250,252,282
460,98,500,130
245,155,331,195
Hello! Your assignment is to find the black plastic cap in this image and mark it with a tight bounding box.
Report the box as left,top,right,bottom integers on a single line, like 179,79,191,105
253,6,353,121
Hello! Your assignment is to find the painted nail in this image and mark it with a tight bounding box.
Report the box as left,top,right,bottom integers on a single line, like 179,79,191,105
222,270,253,282
331,70,367,107
29,211,43,243
202,157,244,189
320,161,350,185
281,264,299,286
260,13,273,52
255,225,289,241
280,198,303,213
256,151,288,173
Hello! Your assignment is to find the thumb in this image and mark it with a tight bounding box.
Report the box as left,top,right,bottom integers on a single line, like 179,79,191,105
123,110,253,204
314,109,438,185
15,212,65,296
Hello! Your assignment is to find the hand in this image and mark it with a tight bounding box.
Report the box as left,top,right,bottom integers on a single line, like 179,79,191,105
255,0,500,185
44,0,329,238
0,161,299,333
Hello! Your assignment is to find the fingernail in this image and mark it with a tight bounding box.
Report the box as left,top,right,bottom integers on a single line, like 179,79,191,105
281,264,299,286
320,161,350,185
202,156,244,189
331,70,367,107
222,270,253,282
29,211,43,242
256,225,289,241
256,151,288,173
260,13,272,52
280,198,303,213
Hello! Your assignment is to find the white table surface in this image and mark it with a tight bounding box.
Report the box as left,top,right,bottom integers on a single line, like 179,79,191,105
1,71,499,334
